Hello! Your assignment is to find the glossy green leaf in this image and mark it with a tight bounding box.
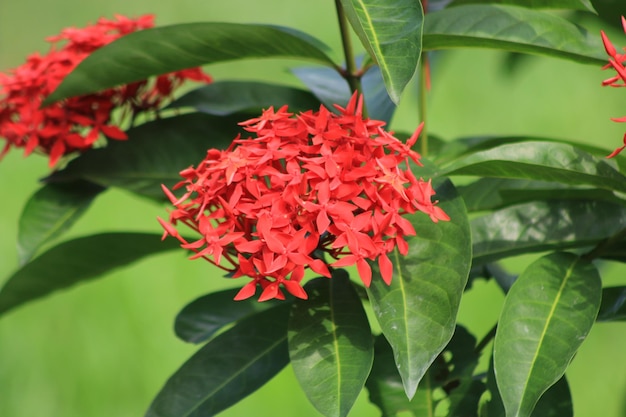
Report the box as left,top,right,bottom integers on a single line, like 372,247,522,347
481,357,573,417
448,0,595,12
288,271,374,417
339,0,424,103
596,286,626,322
458,178,626,212
45,23,336,104
146,304,291,417
367,179,472,398
493,252,600,417
423,5,605,64
17,180,105,265
440,141,626,193
292,66,350,111
433,136,619,167
175,288,284,344
360,65,398,123
292,63,396,123
0,233,179,316
46,113,244,200
166,81,321,116
366,326,483,417
366,336,442,417
471,200,626,264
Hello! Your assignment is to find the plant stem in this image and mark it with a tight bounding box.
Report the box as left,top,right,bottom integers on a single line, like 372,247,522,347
582,226,626,261
474,323,497,355
335,0,365,110
419,54,429,156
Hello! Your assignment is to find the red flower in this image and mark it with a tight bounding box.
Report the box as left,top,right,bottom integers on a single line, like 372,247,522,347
600,17,626,158
0,14,212,167
159,93,449,302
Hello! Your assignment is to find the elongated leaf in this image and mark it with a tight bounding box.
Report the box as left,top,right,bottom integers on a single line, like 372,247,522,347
339,0,424,103
440,141,626,193
493,252,600,417
45,23,336,104
292,63,396,123
481,357,573,417
458,178,626,212
292,66,350,111
46,113,244,200
366,326,482,417
288,271,374,417
166,81,321,116
146,304,291,417
367,179,472,398
472,200,626,264
0,233,179,316
448,0,595,12
175,288,284,343
366,336,442,417
361,64,397,123
423,5,605,64
597,286,626,322
17,180,105,265
433,136,620,167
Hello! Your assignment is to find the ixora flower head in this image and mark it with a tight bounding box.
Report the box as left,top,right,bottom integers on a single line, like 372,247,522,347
159,93,449,302
600,17,626,158
0,14,211,167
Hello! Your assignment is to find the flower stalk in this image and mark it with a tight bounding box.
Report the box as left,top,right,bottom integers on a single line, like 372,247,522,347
335,0,366,114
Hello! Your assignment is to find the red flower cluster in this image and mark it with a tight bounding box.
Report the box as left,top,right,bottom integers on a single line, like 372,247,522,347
0,14,211,167
158,93,449,302
601,17,626,158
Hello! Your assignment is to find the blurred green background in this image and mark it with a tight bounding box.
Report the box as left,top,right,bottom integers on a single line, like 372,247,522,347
1,1,626,416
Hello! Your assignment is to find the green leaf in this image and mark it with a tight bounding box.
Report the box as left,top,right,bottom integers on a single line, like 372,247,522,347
146,304,291,417
175,288,284,344
439,141,626,193
0,233,179,316
166,81,321,116
423,5,606,65
44,23,336,104
471,200,626,264
458,178,626,212
46,113,244,200
597,286,626,322
448,0,596,12
433,136,618,167
366,179,472,398
292,66,350,110
292,64,396,123
493,252,600,417
366,336,442,417
339,0,424,103
366,326,483,417
481,357,573,417
288,271,374,417
17,180,105,265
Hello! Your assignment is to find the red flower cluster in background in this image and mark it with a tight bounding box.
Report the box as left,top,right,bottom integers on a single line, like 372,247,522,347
158,93,449,302
0,14,211,167
601,17,626,158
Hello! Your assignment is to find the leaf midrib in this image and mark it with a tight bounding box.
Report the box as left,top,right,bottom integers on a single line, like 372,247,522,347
516,257,578,416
